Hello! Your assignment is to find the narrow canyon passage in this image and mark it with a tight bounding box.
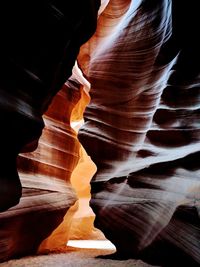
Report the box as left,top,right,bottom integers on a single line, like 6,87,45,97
0,1,200,266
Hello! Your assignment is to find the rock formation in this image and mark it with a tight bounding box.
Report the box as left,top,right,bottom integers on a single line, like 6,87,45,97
69,144,105,240
78,0,200,266
0,0,200,266
0,0,100,262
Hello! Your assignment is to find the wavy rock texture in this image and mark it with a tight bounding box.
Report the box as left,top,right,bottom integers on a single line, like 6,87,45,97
0,0,100,262
69,144,105,240
0,83,80,262
0,0,100,211
0,65,101,261
78,0,200,266
67,67,103,240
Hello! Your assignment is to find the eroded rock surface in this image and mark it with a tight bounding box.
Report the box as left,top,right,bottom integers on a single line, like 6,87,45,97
0,0,100,262
78,1,200,266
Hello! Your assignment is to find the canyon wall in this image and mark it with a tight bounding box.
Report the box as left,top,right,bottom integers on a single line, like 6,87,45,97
0,1,200,266
0,0,100,262
78,0,200,266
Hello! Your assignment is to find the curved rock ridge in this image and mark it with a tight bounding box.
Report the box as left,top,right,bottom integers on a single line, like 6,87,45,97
78,0,200,265
0,83,80,262
0,62,101,261
0,0,100,262
0,0,100,212
79,0,174,181
69,144,105,241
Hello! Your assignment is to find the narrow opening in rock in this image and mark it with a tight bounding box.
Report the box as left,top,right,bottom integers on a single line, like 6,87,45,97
67,119,115,251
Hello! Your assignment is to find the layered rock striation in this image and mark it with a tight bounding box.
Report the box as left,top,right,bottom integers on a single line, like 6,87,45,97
78,0,200,266
0,0,100,262
0,0,100,212
1,0,200,265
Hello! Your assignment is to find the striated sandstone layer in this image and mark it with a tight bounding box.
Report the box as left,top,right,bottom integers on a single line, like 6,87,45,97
0,82,81,261
0,0,100,262
0,0,100,211
78,0,200,266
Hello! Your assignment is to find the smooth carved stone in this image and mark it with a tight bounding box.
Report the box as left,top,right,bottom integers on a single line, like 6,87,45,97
38,68,94,251
0,0,100,212
67,63,104,241
69,145,104,240
0,0,100,262
0,183,75,262
62,63,104,241
0,63,99,259
0,83,80,261
78,0,200,266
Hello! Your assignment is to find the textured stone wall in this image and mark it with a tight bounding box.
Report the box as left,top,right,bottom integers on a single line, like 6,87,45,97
1,1,200,266
0,0,100,262
78,1,200,266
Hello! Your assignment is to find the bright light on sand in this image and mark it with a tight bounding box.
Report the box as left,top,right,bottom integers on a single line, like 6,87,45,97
67,240,116,250
70,119,84,131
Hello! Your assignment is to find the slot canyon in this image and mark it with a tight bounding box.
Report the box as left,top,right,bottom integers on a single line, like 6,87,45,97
0,1,200,266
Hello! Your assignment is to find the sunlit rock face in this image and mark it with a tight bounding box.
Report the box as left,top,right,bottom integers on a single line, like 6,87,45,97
69,145,105,240
0,0,100,262
20,83,81,252
78,0,200,266
65,64,104,241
